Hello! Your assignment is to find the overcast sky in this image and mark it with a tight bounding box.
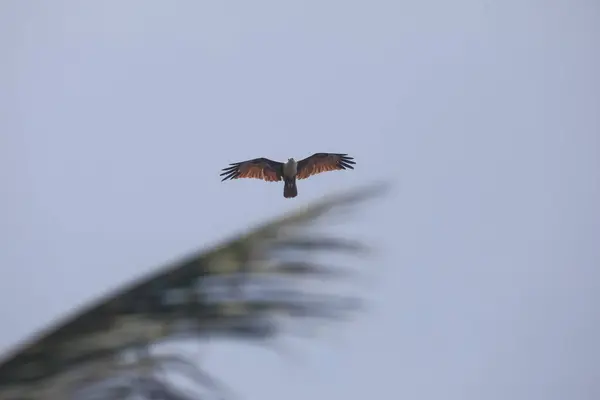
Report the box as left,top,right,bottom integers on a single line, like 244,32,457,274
2,0,599,399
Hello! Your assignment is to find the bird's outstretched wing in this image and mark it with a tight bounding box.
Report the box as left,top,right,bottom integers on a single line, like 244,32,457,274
296,153,355,180
0,182,388,400
220,157,283,182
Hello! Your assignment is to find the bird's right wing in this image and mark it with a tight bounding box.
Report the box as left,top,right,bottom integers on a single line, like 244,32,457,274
220,157,284,182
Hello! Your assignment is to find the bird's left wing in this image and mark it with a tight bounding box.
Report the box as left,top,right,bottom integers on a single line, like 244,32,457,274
296,153,355,180
220,157,283,182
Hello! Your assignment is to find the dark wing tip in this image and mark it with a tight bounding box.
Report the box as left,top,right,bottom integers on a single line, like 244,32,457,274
220,165,240,181
221,160,249,180
338,154,355,170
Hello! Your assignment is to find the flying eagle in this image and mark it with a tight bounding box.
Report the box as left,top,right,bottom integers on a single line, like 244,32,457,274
220,153,356,198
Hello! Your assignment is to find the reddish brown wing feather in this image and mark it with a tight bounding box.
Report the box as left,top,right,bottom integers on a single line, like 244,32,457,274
296,153,356,180
220,157,284,182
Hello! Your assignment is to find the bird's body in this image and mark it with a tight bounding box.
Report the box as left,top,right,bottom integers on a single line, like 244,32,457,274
282,158,298,177
220,153,355,198
282,158,298,198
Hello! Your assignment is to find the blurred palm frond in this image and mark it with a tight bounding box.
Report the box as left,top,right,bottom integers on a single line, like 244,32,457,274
0,183,388,400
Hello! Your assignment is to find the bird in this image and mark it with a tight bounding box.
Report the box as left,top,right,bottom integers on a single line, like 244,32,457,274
220,153,356,198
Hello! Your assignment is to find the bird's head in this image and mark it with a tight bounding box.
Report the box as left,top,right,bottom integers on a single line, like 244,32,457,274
288,158,296,162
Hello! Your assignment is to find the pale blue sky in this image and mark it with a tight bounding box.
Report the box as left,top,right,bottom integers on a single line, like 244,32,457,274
2,0,599,399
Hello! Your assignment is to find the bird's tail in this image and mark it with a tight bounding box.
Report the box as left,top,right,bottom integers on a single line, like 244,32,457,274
283,178,298,198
